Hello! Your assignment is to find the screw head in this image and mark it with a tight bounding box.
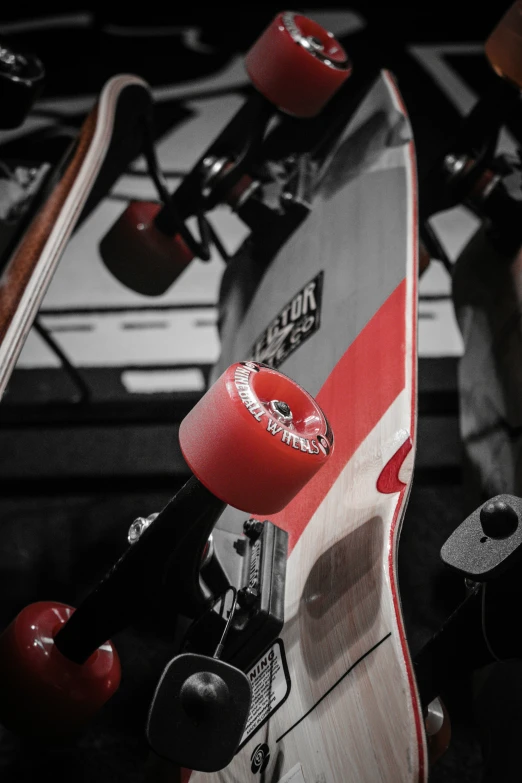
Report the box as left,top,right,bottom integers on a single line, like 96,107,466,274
128,512,158,544
270,400,292,422
243,518,264,540
238,586,259,608
444,153,468,178
128,518,146,544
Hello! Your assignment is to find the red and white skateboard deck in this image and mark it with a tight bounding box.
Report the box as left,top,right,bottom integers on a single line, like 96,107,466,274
198,70,424,783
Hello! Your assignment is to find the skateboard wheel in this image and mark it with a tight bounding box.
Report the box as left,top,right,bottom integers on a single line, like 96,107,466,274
100,201,194,296
485,2,522,88
179,361,333,514
0,601,120,736
245,12,351,118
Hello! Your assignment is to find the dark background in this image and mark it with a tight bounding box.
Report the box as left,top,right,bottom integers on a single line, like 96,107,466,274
0,3,516,780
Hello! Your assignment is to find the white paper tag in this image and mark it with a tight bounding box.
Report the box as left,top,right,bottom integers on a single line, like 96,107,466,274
277,763,307,783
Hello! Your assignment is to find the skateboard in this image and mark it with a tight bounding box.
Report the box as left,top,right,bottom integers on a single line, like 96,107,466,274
0,12,424,782
96,15,423,779
419,1,522,505
196,72,422,783
0,68,154,396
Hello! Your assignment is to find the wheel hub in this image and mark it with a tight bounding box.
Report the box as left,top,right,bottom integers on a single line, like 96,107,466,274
270,399,293,422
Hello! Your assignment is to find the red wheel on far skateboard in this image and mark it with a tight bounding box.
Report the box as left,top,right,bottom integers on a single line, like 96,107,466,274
100,201,194,296
0,601,120,736
245,12,351,118
179,361,333,514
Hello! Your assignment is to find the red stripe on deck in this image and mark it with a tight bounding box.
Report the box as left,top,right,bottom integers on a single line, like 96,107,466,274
266,278,407,553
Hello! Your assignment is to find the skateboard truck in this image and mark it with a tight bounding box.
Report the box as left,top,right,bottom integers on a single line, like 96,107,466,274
99,12,353,296
0,362,332,738
127,510,288,673
420,1,522,263
420,74,521,258
182,517,288,672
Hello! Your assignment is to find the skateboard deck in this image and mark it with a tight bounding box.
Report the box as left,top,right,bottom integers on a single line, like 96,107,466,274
0,73,152,397
194,70,424,783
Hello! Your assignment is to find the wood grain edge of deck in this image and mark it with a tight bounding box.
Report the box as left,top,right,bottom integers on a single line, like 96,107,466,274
0,105,98,378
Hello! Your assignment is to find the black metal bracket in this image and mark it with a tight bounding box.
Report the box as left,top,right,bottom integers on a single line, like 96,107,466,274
183,518,288,673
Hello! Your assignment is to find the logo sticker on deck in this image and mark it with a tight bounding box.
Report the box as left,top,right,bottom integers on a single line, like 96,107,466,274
250,272,323,369
250,743,270,774
239,639,291,750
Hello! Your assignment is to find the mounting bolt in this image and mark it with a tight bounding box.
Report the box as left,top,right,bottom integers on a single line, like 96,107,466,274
128,512,159,545
444,153,468,179
200,155,229,198
243,518,264,540
270,399,293,423
238,586,259,608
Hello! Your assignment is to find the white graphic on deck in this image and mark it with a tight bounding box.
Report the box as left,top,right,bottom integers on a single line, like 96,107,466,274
240,640,290,746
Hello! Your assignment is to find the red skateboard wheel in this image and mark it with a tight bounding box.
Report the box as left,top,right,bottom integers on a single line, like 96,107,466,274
0,602,120,737
245,12,351,118
100,201,194,296
179,361,333,514
486,1,522,88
